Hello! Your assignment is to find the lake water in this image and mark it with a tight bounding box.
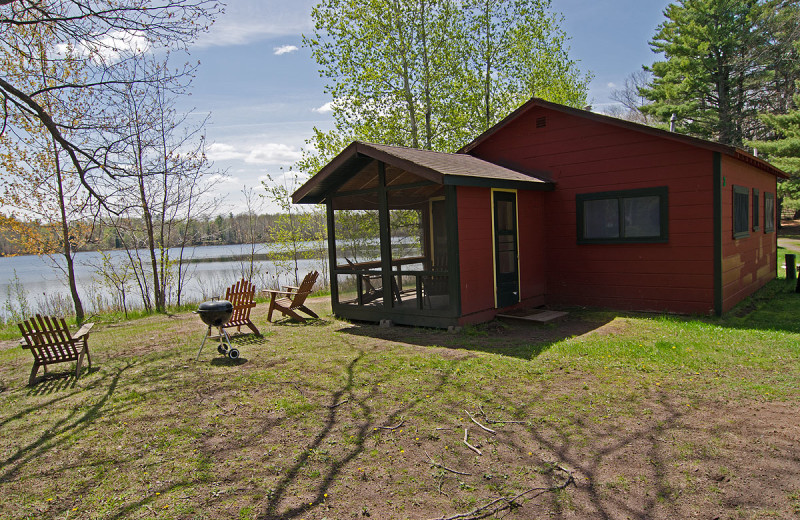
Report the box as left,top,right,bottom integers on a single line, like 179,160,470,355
0,243,325,319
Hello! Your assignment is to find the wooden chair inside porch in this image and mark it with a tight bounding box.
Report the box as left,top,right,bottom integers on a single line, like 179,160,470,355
18,315,94,386
221,278,261,336
264,271,320,323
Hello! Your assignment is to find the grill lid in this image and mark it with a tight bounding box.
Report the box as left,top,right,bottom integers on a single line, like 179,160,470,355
197,300,233,327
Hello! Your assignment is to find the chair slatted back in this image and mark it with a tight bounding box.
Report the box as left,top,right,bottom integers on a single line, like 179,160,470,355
19,315,80,364
289,271,319,309
224,278,257,325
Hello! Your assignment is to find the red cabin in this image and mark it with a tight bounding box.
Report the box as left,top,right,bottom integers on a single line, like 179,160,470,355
293,98,786,328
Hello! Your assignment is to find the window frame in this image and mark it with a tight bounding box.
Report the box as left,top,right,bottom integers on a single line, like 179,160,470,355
732,185,750,239
752,188,760,231
576,186,669,245
764,192,775,233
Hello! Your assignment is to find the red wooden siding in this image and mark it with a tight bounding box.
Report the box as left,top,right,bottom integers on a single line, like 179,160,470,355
457,186,495,318
456,186,547,324
719,155,777,312
469,106,717,314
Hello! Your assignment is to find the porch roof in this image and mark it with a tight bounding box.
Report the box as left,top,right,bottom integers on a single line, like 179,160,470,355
293,141,554,204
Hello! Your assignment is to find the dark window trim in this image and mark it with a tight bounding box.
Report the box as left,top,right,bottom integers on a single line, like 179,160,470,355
576,186,669,244
764,192,775,233
752,188,760,231
733,185,750,239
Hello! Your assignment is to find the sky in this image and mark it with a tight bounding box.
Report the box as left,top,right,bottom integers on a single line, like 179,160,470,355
180,0,673,214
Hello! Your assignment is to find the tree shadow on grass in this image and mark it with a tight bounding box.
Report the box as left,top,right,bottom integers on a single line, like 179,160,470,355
335,312,617,361
257,344,459,520
0,363,129,485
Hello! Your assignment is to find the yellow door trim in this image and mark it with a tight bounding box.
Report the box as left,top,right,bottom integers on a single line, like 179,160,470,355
490,188,521,308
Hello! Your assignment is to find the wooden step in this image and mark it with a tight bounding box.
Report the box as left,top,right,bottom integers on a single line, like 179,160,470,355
496,309,569,324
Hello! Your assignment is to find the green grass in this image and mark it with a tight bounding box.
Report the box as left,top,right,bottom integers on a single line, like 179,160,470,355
1,260,799,518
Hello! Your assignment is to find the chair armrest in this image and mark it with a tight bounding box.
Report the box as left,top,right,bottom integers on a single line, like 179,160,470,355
283,285,300,291
262,289,294,298
74,322,94,339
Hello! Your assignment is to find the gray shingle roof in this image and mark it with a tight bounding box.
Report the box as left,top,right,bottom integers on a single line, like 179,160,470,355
293,141,553,204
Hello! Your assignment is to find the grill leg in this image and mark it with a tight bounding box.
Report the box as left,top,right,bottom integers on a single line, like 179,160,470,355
196,326,212,361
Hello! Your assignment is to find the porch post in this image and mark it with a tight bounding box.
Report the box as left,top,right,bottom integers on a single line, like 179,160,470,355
378,162,393,309
326,199,339,306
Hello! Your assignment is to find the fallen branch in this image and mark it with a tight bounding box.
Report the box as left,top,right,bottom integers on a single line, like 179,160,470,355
427,465,575,520
327,399,349,409
378,419,405,431
425,451,472,476
464,409,495,434
462,428,482,456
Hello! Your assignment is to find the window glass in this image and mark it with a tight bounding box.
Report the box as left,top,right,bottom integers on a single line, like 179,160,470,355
764,193,775,233
577,186,667,243
733,186,749,238
584,199,619,239
623,196,661,237
752,189,760,230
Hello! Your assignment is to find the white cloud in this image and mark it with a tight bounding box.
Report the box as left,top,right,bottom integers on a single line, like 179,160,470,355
206,141,301,165
245,143,302,164
312,101,334,114
274,44,299,55
607,82,617,89
58,30,150,64
206,143,245,161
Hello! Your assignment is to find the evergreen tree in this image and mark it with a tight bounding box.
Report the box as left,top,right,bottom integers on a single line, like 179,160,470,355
640,0,767,146
747,94,800,200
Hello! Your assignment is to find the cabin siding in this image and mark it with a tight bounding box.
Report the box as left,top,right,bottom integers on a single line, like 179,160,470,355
469,106,717,314
457,186,495,317
719,155,777,313
456,186,547,322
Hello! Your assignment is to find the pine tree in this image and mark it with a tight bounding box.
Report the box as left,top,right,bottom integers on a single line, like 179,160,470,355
640,0,767,146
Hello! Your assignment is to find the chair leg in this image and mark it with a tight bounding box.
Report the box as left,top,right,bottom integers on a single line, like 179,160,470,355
247,321,261,336
282,308,306,323
297,305,319,319
267,298,276,322
75,352,85,380
28,362,40,386
84,339,92,368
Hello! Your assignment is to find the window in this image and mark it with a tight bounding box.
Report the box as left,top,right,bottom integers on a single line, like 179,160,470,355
752,189,760,231
733,185,749,239
576,187,668,244
764,192,775,233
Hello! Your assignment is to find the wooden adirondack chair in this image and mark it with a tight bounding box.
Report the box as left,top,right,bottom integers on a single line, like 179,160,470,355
18,315,94,386
221,278,260,336
264,271,320,323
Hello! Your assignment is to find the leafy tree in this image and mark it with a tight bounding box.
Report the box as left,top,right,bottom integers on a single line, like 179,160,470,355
263,171,327,288
104,56,220,312
0,0,221,204
299,0,589,174
0,18,92,322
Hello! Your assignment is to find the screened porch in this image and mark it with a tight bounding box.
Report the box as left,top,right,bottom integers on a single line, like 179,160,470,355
324,158,461,327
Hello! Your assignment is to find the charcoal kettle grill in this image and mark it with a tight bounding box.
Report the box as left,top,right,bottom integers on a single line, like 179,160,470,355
195,300,240,361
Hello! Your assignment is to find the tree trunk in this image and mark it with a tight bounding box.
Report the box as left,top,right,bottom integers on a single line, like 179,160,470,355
52,138,85,324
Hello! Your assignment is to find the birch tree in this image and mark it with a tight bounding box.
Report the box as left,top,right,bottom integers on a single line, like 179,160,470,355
299,0,589,174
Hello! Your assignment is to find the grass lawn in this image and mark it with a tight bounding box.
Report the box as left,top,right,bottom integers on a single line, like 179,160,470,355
1,270,799,519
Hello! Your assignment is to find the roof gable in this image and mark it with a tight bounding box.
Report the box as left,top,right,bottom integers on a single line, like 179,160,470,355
459,97,789,179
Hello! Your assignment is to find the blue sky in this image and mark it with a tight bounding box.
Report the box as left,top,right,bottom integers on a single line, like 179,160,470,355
184,0,672,214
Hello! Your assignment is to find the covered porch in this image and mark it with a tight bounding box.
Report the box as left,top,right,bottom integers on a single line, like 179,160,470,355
292,141,553,328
